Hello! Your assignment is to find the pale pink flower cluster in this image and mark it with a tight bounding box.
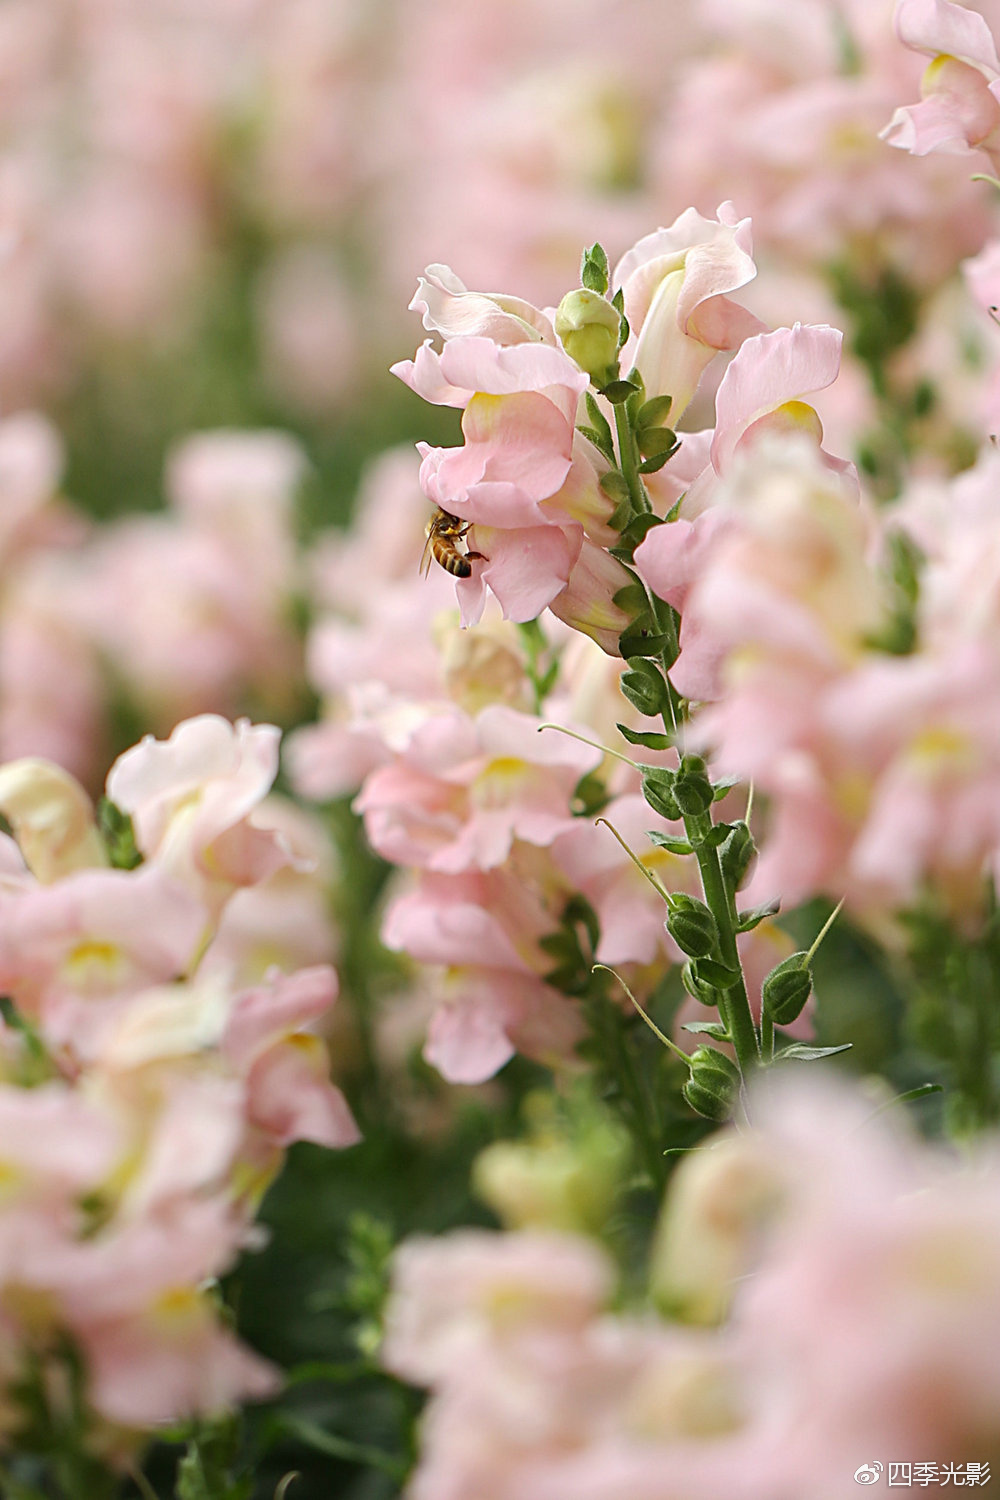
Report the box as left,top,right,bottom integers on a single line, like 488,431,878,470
383,1074,1000,1499
391,208,767,644
289,421,799,1082
634,406,1000,922
652,0,990,294
0,412,103,783
70,429,308,729
0,0,371,407
0,715,354,1439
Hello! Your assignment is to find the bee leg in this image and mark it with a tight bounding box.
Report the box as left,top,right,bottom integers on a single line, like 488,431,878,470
465,550,487,562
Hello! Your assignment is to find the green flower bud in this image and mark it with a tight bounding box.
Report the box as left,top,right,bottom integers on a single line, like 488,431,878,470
681,960,719,1006
762,954,813,1026
555,289,621,384
719,821,756,893
641,767,680,821
683,1046,741,1122
620,659,669,717
666,896,718,959
672,755,715,816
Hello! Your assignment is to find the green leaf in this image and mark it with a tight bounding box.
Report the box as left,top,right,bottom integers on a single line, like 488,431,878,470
776,1043,854,1061
612,582,650,614
637,426,678,460
599,470,630,504
621,658,669,716
637,447,677,475
618,512,665,549
615,723,672,750
645,830,693,856
571,769,610,817
680,1022,731,1040
698,823,732,850
736,898,781,932
711,777,742,800
636,394,673,430
585,392,614,451
577,423,614,458
97,796,143,871
688,958,741,989
581,242,610,295
618,626,672,658
600,378,641,405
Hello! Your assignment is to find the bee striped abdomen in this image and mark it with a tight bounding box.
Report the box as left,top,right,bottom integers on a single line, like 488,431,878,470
421,508,485,579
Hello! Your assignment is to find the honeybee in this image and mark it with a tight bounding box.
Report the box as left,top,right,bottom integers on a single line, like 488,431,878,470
420,508,486,579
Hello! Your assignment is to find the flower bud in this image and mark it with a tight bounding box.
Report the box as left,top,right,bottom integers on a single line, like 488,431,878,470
0,759,108,883
719,821,756,892
761,954,812,1026
555,289,621,384
641,767,680,820
681,960,719,1006
683,1046,741,1122
650,1132,782,1325
666,896,718,959
672,755,714,816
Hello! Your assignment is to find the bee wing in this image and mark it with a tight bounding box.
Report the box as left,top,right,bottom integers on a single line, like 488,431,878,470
419,522,434,577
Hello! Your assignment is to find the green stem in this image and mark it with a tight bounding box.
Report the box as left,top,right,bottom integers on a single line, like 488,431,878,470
692,838,761,1077
613,401,651,515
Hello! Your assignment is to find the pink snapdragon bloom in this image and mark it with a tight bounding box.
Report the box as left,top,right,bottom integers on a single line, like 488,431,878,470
409,264,557,347
386,1075,1000,1500
0,864,207,1062
637,435,882,703
222,964,359,1153
882,0,1000,172
355,703,600,875
106,715,290,915
382,852,585,1083
612,205,766,421
393,327,613,626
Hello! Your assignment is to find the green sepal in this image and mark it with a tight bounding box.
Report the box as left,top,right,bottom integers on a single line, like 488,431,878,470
719,821,757,891
618,625,672,658
761,953,812,1025
638,448,677,475
601,378,641,405
776,1043,853,1062
577,424,615,460
612,582,650,615
646,830,693,856
712,776,742,800
585,392,615,452
641,767,680,820
687,957,740,990
736,898,781,933
672,756,715,816
636,394,673,430
621,658,669,716
666,898,718,958
599,470,630,504
637,426,678,460
683,1045,741,1121
615,723,673,751
97,796,142,870
581,242,610,295
571,769,610,817
681,960,720,1005
617,512,664,551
